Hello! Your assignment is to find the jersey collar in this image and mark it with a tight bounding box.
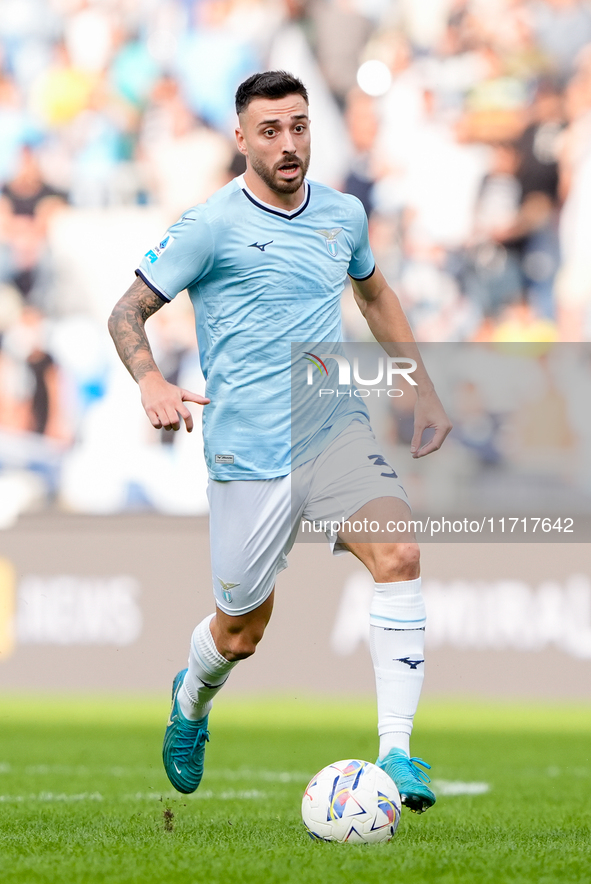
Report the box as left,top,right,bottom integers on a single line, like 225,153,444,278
238,175,310,220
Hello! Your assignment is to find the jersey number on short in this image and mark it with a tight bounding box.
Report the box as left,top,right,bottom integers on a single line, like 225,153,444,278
368,454,398,479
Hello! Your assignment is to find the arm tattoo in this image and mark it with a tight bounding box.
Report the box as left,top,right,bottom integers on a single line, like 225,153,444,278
108,277,166,382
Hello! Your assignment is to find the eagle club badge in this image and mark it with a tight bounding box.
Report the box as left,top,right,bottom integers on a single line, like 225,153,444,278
315,227,342,257
218,578,240,604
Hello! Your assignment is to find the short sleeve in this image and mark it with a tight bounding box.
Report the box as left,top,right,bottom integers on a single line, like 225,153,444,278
135,206,215,301
347,200,375,281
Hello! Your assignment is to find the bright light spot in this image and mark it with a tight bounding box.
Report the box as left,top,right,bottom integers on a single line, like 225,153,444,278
357,60,392,97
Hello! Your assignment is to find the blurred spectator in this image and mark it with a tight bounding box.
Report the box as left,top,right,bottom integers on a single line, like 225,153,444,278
452,379,504,465
515,79,564,317
528,0,591,83
63,2,115,75
174,0,260,134
309,0,373,108
0,305,69,440
397,240,478,341
139,76,233,218
475,143,522,237
517,79,564,200
466,121,561,324
0,145,66,309
555,55,591,337
489,298,558,339
67,82,138,208
458,41,529,143
1,144,66,222
342,87,378,215
466,142,525,317
30,41,97,128
110,31,160,109
0,75,41,183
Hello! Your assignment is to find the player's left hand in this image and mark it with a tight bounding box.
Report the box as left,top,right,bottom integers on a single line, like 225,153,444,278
410,390,452,458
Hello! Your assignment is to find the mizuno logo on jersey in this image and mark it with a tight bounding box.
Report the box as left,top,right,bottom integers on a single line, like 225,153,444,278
315,228,342,257
248,241,273,251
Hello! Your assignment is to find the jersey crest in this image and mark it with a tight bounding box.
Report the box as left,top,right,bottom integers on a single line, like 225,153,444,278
315,228,342,257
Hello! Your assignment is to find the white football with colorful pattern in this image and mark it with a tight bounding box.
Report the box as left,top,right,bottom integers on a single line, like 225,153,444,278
301,759,401,843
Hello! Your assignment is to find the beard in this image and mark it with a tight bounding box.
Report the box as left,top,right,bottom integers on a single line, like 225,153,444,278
249,151,310,195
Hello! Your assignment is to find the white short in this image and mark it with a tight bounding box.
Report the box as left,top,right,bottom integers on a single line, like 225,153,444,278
208,421,409,615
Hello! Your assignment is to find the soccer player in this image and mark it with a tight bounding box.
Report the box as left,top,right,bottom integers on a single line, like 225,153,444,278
108,71,452,814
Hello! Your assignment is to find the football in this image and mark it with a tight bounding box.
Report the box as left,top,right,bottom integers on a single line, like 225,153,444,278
301,758,401,843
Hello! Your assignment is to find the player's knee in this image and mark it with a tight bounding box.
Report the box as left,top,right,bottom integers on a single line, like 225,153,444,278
219,623,266,661
223,641,255,662
373,542,420,583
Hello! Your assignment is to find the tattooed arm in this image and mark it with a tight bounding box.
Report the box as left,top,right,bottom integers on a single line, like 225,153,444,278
108,277,209,432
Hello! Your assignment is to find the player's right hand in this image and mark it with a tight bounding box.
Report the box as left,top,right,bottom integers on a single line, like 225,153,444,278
138,373,210,432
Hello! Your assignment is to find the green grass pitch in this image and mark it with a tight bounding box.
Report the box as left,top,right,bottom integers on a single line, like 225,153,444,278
0,695,590,884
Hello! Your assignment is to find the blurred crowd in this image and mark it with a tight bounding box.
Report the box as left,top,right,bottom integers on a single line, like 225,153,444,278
1,0,591,521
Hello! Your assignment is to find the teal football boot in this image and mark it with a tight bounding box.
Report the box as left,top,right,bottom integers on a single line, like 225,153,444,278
162,669,209,794
377,748,436,813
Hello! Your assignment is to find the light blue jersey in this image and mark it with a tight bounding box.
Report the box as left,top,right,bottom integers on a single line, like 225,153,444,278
136,176,375,479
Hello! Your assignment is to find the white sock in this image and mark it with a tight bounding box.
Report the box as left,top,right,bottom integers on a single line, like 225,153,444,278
179,614,237,721
369,578,426,760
